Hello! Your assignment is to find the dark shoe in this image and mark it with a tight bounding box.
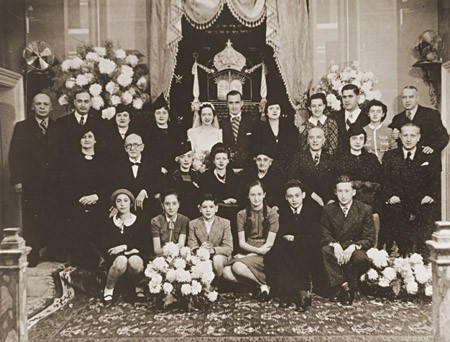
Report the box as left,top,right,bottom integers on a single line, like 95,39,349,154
303,294,312,308
259,290,270,302
338,290,354,306
296,295,308,312
135,287,145,302
279,300,290,308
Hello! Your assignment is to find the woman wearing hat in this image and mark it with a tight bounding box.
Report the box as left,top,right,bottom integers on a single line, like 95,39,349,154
59,126,107,268
147,94,180,175
187,102,223,172
101,189,150,304
251,97,299,176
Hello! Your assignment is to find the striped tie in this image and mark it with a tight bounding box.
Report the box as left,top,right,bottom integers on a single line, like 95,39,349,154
79,115,85,126
231,116,240,141
406,110,412,120
314,153,320,166
39,120,47,135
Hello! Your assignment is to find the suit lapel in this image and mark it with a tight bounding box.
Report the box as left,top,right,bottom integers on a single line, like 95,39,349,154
341,202,358,236
237,115,250,144
28,118,46,145
208,218,221,245
221,119,235,147
195,218,209,243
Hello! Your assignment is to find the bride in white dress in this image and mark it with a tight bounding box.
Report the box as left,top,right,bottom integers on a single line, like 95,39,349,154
187,102,223,172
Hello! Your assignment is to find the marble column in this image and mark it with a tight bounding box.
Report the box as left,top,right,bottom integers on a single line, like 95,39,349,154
0,227,31,342
427,221,450,342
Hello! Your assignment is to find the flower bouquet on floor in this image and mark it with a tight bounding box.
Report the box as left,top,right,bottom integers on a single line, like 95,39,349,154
312,61,382,111
52,40,150,119
144,243,218,311
360,247,432,300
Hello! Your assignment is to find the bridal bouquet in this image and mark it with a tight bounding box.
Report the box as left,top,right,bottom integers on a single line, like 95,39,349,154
360,248,432,299
52,41,150,119
313,61,382,111
144,242,218,310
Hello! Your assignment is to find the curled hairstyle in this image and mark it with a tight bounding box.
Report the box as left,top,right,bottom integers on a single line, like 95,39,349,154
335,174,355,189
365,99,388,122
199,102,216,116
306,93,327,108
244,180,270,238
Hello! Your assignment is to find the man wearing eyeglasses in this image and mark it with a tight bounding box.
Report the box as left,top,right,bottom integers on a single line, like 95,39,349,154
111,133,165,223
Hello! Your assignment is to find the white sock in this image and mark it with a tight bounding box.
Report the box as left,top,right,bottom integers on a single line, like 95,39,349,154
104,287,114,296
260,285,270,293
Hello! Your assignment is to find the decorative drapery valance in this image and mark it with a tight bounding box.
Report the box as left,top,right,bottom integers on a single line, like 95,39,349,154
149,0,312,117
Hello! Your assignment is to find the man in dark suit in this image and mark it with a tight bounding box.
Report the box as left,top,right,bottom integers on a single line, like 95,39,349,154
111,133,165,222
382,123,439,257
321,175,375,305
9,93,62,266
330,84,370,154
288,127,335,206
389,86,449,173
57,90,105,158
220,90,256,170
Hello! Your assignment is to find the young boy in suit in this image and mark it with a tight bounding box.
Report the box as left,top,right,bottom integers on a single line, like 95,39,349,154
321,175,375,305
188,193,233,277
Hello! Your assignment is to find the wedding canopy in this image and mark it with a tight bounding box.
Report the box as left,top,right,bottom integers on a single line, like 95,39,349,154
148,0,312,109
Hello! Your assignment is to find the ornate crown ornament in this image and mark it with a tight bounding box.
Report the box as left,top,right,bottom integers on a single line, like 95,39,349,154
213,39,246,72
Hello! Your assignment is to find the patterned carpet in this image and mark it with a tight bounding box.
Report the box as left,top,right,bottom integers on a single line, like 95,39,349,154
29,291,432,341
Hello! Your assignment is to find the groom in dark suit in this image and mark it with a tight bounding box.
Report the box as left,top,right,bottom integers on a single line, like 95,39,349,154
321,175,375,305
220,90,256,170
9,93,62,266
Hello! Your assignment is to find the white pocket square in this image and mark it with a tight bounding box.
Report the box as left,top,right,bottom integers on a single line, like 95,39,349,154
421,162,429,166
246,132,252,135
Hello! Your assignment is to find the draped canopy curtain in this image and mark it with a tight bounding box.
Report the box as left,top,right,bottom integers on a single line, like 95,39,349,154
148,0,312,110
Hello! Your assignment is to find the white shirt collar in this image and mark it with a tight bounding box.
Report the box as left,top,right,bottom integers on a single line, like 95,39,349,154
406,106,418,119
345,108,361,122
230,112,242,120
403,147,417,159
113,213,137,229
74,111,87,124
204,218,214,235
129,156,142,163
308,115,327,126
368,123,382,130
291,205,303,215
166,214,177,223
309,149,321,159
339,201,353,211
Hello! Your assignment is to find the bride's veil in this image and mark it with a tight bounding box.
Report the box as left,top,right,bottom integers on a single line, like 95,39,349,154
192,102,220,129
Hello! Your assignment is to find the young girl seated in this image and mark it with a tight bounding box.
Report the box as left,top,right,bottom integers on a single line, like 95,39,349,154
151,189,189,256
223,180,279,301
168,141,201,219
188,193,233,279
102,189,150,304
363,99,397,163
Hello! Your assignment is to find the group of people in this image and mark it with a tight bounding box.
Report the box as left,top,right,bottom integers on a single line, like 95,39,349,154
9,84,448,310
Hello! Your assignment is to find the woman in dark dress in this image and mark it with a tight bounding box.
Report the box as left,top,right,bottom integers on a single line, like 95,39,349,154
102,189,150,304
251,97,299,176
146,94,180,175
60,126,107,268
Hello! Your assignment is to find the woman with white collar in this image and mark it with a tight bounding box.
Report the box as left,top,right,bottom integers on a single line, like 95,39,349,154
300,93,338,155
102,189,150,305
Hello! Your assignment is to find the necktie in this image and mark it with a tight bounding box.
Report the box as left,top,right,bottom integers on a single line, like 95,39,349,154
346,118,352,131
406,151,412,166
39,120,47,135
342,206,348,217
168,220,175,242
406,110,412,120
314,153,320,166
79,115,85,126
130,161,140,166
131,162,139,178
231,116,240,141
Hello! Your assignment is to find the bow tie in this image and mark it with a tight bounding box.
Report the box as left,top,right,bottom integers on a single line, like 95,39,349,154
130,161,141,166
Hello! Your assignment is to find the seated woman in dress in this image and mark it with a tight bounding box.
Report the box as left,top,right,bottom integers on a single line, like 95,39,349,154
240,145,285,208
187,102,223,172
251,97,299,175
223,180,279,301
299,93,338,155
147,93,180,174
167,141,201,219
60,126,106,268
151,189,189,256
363,100,397,163
102,189,150,304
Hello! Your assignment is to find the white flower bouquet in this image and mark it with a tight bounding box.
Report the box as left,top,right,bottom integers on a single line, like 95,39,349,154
360,248,432,300
52,41,150,119
312,61,382,111
144,242,218,310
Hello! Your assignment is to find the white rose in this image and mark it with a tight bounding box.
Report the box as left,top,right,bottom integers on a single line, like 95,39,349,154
58,95,69,106
361,82,372,93
126,54,139,67
414,264,431,284
115,49,126,59
378,277,390,287
85,52,100,62
137,76,147,89
163,242,180,258
91,96,105,110
163,282,173,295
207,290,218,302
98,58,116,75
94,47,106,56
191,280,202,295
149,280,162,294
340,71,350,82
89,83,102,97
65,78,76,89
61,59,72,72
121,91,133,105
331,100,341,111
117,74,132,87
327,73,337,81
173,258,186,270
197,248,211,261
121,65,134,77
110,95,121,106
367,268,379,281
382,267,397,282
71,57,84,69
166,269,177,282
406,281,418,295
132,98,144,110
351,79,361,88
75,74,89,87
181,283,192,296
128,87,137,96
364,71,374,81
101,106,116,120
85,73,94,83
105,81,118,94
425,285,432,297
180,246,191,258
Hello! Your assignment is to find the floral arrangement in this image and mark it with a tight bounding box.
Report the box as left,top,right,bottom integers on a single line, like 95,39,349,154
360,248,432,299
52,41,150,119
144,242,218,310
312,61,382,111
